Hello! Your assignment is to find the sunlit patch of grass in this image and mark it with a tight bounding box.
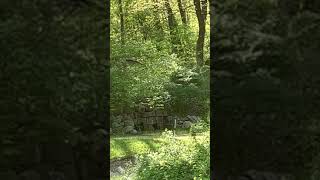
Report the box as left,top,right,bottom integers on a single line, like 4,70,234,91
110,130,199,160
110,176,123,180
111,137,162,159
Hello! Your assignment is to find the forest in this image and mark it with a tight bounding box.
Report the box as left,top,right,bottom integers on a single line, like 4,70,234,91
1,1,109,180
110,0,210,179
110,0,210,115
1,0,320,180
212,0,320,179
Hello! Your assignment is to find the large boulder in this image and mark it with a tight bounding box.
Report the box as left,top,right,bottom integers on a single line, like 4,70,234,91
187,115,201,123
131,129,138,134
124,126,134,134
116,166,125,174
124,120,134,127
182,121,192,129
123,114,135,127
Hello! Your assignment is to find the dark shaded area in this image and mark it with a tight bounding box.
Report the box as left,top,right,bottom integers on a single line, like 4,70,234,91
0,0,109,179
211,0,320,179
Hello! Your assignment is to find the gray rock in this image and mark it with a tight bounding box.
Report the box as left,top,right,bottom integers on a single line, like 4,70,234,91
131,129,138,134
110,171,117,177
123,114,135,126
187,115,201,123
125,120,134,126
133,155,140,164
116,166,125,174
124,126,134,134
179,116,187,120
182,121,192,128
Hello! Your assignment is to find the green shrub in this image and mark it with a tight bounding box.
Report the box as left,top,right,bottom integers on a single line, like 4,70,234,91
190,122,210,136
110,40,179,113
136,130,210,180
165,66,210,117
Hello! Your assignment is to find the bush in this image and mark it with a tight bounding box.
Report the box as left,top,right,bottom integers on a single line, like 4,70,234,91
165,66,210,117
110,41,179,113
136,130,210,180
190,122,210,136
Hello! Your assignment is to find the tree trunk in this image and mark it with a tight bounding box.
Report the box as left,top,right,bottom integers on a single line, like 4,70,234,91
164,0,179,53
137,18,148,40
177,0,187,25
118,0,125,45
152,0,164,39
194,0,208,67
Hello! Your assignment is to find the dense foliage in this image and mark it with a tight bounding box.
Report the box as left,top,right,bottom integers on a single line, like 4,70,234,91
166,66,210,117
110,0,210,116
111,41,179,111
1,1,108,178
110,0,210,178
136,130,210,180
212,0,320,178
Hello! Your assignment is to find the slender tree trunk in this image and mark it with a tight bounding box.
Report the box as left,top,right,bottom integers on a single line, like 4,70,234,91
152,0,164,39
138,18,148,40
194,0,208,66
177,0,187,25
164,0,179,53
118,0,125,45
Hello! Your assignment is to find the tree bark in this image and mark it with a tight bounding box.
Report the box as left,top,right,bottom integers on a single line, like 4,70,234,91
177,0,187,25
152,0,164,38
164,0,179,53
194,0,208,66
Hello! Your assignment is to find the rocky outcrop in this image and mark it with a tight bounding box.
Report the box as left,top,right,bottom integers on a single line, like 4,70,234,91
111,104,202,133
172,115,202,129
182,121,192,128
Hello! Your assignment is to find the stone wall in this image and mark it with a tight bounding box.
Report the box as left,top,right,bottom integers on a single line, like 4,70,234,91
136,107,170,131
111,104,202,134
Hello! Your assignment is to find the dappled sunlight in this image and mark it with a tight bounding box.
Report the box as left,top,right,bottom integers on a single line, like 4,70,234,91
111,137,161,160
110,0,210,178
